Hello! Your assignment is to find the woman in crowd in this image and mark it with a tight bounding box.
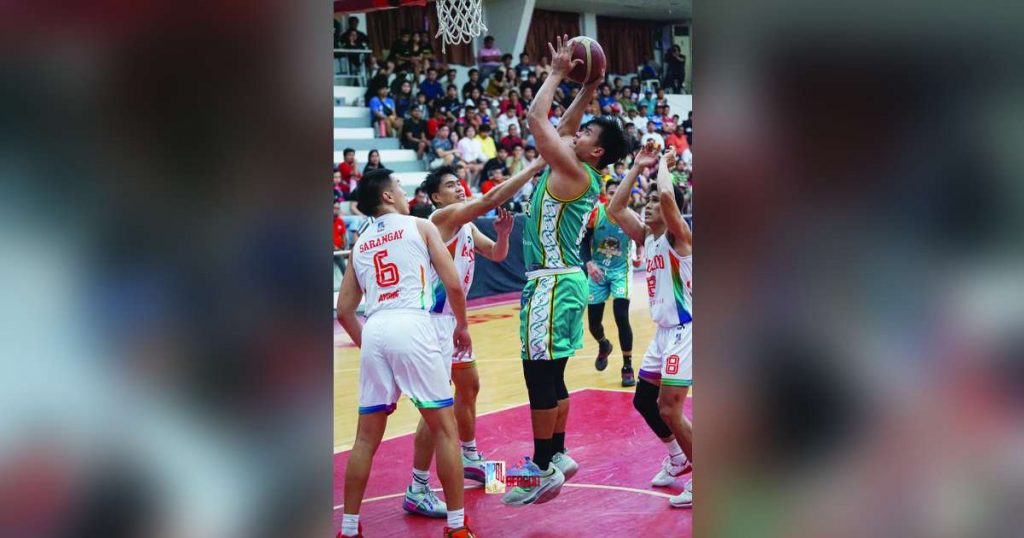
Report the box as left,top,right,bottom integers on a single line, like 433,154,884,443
362,149,385,174
456,124,486,186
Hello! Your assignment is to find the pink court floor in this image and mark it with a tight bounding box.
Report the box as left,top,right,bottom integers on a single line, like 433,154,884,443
334,389,692,537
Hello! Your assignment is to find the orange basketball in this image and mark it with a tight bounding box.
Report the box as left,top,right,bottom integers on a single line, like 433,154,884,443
566,36,606,84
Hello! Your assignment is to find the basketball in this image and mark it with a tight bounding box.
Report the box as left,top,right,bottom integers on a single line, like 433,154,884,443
566,36,606,84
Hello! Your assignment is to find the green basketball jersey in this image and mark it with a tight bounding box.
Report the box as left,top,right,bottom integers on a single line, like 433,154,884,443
523,163,602,271
590,203,634,275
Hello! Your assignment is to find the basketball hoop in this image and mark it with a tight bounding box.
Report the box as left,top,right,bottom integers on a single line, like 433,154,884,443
434,0,486,52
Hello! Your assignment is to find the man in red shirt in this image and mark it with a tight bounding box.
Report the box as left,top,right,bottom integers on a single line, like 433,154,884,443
338,148,361,197
426,107,448,140
480,166,505,194
499,123,525,153
665,125,689,155
333,201,348,272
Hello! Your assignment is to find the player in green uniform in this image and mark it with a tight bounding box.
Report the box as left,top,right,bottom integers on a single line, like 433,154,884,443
581,181,642,386
502,35,629,507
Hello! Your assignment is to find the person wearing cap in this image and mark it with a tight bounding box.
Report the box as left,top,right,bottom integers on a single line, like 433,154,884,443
638,89,657,116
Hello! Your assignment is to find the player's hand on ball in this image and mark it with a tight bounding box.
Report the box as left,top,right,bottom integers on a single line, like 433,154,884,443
494,207,514,237
633,145,660,170
586,261,605,283
548,34,583,78
453,323,473,359
584,66,606,92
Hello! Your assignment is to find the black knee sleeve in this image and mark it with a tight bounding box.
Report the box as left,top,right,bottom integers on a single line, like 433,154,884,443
523,360,564,410
555,358,569,401
612,299,633,352
587,303,606,341
633,379,672,438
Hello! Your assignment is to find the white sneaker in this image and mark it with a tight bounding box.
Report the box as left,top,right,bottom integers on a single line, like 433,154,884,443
550,451,579,480
668,479,692,508
652,456,692,487
501,464,565,506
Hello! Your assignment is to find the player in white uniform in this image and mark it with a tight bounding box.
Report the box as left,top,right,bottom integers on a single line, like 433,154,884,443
336,169,477,537
401,158,548,518
607,147,693,509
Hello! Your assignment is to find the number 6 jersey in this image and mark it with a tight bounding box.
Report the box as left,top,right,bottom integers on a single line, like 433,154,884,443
351,213,433,317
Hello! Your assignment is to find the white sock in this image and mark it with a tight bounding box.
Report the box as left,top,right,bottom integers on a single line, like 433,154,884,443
664,439,685,465
461,439,478,458
411,468,430,493
447,507,465,529
341,514,359,536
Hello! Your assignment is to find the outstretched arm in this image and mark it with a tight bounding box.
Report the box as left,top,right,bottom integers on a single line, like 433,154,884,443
558,73,604,137
608,146,658,244
431,158,545,230
472,208,513,262
528,35,585,177
655,151,692,248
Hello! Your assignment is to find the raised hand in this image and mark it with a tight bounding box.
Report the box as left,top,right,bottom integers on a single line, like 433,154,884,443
494,207,514,237
584,65,606,92
547,34,583,78
633,144,660,170
661,149,677,169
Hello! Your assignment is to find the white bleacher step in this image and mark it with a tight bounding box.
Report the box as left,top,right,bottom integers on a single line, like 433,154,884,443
334,127,375,140
336,149,419,163
334,106,370,119
335,138,400,151
334,86,364,104
393,171,430,190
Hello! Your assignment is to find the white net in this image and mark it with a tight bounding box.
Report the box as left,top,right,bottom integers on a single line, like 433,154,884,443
434,0,487,53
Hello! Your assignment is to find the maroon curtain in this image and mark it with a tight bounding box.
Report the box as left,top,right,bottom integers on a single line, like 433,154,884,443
363,1,473,66
523,9,580,64
596,16,658,75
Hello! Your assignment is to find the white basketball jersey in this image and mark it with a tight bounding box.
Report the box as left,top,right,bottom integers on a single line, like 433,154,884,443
428,221,475,316
644,233,692,327
352,214,432,318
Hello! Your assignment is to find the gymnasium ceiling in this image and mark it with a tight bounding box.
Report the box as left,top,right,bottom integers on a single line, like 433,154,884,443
533,0,691,22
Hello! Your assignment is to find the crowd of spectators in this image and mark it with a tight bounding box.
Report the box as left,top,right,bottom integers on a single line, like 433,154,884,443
334,29,693,254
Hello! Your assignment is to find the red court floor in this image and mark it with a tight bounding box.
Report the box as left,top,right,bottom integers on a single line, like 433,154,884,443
334,389,692,537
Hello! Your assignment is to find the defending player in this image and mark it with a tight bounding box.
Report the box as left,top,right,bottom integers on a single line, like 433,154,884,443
581,180,642,386
335,169,477,537
606,147,693,509
502,35,629,506
402,158,547,518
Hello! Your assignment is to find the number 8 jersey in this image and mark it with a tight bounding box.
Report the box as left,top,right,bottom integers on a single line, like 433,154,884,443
352,213,433,317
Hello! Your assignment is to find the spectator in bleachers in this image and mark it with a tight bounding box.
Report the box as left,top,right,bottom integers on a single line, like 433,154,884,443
461,105,483,133
480,166,504,194
462,68,485,100
334,18,342,48
514,52,533,79
611,161,627,181
650,105,665,130
333,169,344,202
524,145,539,167
394,80,414,118
418,67,444,104
612,77,625,92
506,143,527,176
598,84,620,115
429,124,460,169
663,45,686,93
452,161,474,198
501,53,514,74
386,29,415,73
670,154,688,186
338,148,361,198
520,86,534,109
638,89,657,114
334,201,347,250
520,71,540,96
439,85,462,120
665,124,689,155
363,149,385,174
400,106,429,159
418,31,439,72
623,124,641,153
426,106,447,139
369,85,400,137
639,55,659,82
682,111,692,145
548,102,563,127
681,141,693,174
346,16,368,49
456,124,486,185
409,187,434,218
499,123,524,153
476,124,498,160
641,121,665,149
485,68,511,98
412,92,430,119
340,29,366,72
661,105,677,133
619,87,638,114
408,31,425,79
495,106,520,138
500,90,525,117
631,105,650,130
464,86,484,110
655,87,668,107
364,61,393,105
481,146,509,185
444,69,458,90
477,35,503,81
536,55,552,77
